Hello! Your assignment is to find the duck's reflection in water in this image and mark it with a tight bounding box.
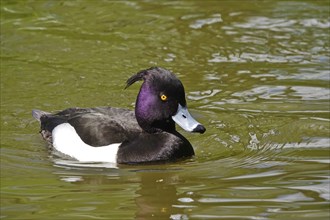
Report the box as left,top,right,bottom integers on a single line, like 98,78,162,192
135,169,184,219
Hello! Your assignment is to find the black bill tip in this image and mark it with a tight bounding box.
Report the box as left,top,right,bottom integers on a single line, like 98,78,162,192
193,124,206,134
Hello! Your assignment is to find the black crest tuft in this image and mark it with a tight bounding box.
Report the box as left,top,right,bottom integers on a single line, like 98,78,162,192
125,67,163,89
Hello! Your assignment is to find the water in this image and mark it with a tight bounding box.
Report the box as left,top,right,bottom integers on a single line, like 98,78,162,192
1,0,329,219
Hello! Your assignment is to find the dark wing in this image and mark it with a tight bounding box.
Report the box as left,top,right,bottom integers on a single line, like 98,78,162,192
67,107,142,147
67,114,126,147
34,107,142,147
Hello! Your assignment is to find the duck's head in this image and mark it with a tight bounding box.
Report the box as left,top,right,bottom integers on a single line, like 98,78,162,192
125,67,206,134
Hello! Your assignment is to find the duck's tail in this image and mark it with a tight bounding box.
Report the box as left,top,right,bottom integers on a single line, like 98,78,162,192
32,109,50,122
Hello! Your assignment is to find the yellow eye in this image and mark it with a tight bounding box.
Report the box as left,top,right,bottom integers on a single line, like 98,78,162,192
160,94,167,101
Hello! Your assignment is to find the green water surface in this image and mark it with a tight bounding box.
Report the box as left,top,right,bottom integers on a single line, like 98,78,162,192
1,1,329,219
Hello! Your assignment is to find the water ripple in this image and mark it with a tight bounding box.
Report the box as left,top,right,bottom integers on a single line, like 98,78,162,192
189,14,222,29
224,170,285,180
198,192,313,203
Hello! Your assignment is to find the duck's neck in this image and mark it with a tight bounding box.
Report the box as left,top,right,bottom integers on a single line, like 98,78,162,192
135,109,176,134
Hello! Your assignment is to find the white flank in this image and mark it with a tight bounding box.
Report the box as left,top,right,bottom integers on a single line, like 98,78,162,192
52,123,120,163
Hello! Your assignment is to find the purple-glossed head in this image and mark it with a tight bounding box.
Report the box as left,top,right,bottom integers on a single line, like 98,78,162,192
125,67,206,134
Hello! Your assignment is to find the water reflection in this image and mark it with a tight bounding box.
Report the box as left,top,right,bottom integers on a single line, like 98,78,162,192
53,164,186,219
134,170,183,220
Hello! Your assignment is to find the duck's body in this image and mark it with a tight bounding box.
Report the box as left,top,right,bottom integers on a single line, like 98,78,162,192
32,67,205,164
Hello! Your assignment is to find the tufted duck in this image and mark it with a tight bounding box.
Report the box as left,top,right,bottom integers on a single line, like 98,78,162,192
32,67,205,164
